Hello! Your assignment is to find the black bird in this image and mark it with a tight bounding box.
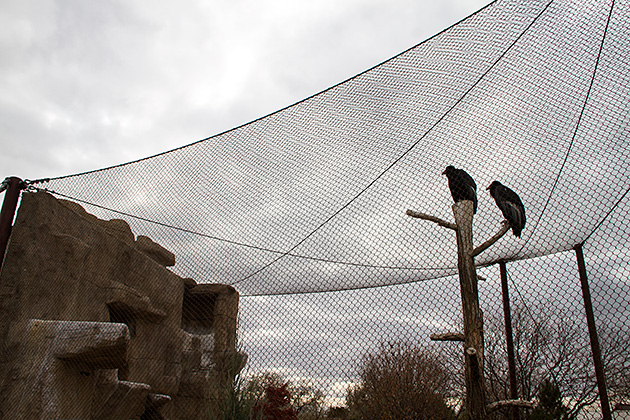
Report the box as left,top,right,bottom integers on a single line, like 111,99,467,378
443,165,478,213
487,181,526,237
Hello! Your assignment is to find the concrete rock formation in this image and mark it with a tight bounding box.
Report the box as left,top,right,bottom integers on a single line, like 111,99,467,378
0,191,244,420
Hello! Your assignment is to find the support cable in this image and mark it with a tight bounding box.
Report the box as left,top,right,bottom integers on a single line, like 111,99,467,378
232,0,557,285
517,0,616,256
37,2,501,184
582,185,630,244
33,187,456,272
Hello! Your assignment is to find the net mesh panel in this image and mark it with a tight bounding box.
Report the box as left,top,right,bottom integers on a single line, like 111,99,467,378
8,0,630,417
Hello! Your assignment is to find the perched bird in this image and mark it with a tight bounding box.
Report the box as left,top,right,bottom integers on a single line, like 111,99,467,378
442,165,478,213
487,181,526,237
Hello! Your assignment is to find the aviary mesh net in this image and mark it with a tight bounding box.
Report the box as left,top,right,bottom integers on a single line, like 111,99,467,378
6,0,630,417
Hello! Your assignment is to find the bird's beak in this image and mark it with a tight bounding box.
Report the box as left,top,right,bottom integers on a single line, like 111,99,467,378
442,170,447,175
486,185,491,190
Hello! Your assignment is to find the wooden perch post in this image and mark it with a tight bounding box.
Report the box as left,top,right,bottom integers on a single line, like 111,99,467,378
406,200,487,419
453,201,487,420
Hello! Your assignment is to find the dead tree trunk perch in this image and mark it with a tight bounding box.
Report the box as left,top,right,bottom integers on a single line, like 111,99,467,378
453,201,487,420
406,200,488,419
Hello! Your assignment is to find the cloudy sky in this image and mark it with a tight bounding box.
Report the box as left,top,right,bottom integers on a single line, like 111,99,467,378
6,0,627,296
1,0,489,181
3,0,628,407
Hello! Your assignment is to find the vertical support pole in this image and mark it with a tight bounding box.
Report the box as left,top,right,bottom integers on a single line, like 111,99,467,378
574,243,612,420
0,177,23,274
499,261,519,420
453,201,487,420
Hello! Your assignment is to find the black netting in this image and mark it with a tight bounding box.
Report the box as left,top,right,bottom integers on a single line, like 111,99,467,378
2,0,629,418
36,0,629,297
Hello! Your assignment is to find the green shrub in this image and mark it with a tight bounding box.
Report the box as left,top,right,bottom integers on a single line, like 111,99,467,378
530,379,568,420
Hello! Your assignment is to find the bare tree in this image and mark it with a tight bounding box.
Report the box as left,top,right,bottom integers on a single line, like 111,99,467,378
479,303,630,419
347,342,456,420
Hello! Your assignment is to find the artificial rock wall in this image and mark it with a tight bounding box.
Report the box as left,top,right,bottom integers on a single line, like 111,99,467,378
0,191,244,420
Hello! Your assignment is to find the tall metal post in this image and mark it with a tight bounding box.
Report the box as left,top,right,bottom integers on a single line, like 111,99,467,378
499,261,519,420
0,177,23,274
574,243,612,420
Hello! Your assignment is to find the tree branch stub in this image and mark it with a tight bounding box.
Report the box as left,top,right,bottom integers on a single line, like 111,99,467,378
472,220,511,257
430,332,465,342
405,209,457,230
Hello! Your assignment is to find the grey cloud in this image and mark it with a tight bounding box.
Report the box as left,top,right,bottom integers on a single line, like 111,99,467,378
1,0,489,179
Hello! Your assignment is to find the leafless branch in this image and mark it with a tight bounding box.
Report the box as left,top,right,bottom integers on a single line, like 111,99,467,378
472,221,510,257
405,209,457,230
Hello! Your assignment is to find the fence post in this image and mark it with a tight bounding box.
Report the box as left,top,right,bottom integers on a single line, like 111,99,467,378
499,261,519,420
573,243,612,420
0,177,23,274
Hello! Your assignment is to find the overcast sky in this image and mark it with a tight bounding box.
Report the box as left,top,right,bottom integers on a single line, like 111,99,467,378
3,0,628,407
1,0,489,181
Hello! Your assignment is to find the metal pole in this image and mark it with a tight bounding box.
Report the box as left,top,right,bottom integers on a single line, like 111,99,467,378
574,243,612,420
0,177,23,274
499,261,519,420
